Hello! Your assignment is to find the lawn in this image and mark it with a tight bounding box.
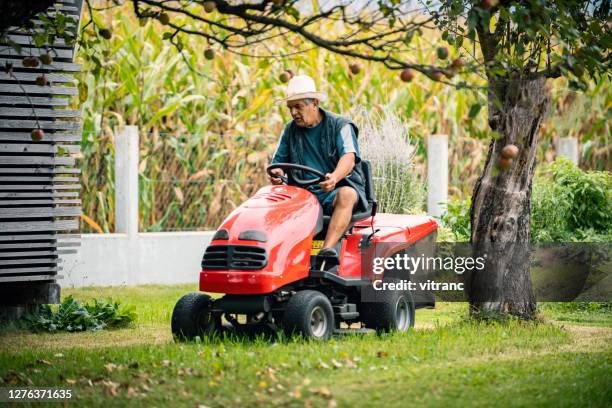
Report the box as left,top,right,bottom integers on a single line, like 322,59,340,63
0,285,610,407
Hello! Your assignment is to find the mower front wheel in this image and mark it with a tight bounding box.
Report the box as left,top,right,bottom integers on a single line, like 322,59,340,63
282,290,334,341
171,292,220,341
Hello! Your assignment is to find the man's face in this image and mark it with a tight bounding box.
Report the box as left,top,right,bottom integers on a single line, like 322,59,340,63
287,99,319,127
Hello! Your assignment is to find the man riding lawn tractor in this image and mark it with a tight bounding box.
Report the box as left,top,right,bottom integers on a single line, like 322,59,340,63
269,75,367,259
171,75,438,341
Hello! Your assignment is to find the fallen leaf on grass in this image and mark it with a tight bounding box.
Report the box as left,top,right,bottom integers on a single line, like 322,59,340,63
343,358,358,369
101,380,120,397
376,351,388,358
289,389,302,399
310,386,332,398
317,361,330,369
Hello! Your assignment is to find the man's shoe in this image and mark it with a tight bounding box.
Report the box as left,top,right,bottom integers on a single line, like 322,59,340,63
318,247,338,257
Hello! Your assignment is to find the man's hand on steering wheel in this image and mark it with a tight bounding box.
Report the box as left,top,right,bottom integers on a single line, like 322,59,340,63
319,173,338,192
268,168,285,185
266,163,326,188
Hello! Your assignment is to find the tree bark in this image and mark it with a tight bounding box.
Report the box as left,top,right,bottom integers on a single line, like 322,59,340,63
468,76,550,320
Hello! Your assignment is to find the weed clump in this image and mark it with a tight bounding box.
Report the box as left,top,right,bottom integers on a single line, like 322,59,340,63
22,296,136,332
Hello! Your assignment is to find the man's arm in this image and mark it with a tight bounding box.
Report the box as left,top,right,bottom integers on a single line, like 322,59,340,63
269,128,290,184
319,153,355,192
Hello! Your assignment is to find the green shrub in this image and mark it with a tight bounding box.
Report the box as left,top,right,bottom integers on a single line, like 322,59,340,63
23,296,136,332
544,159,610,231
439,198,472,242
440,159,612,243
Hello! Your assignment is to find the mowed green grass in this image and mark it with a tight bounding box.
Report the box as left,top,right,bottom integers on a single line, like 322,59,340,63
0,285,610,407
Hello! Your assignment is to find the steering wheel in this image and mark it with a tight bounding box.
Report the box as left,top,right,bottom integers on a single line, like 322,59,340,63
266,163,326,187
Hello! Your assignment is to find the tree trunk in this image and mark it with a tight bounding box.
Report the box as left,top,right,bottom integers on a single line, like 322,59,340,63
468,76,550,320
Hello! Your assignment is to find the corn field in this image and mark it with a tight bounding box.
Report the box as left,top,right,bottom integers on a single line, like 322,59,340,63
76,3,611,233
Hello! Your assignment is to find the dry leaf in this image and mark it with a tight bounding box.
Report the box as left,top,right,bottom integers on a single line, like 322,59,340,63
289,389,302,399
188,169,209,181
174,187,184,205
318,386,332,398
317,361,330,369
139,157,147,174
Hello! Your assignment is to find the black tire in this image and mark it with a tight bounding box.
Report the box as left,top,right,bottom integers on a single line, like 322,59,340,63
282,290,334,341
171,292,220,341
360,280,415,333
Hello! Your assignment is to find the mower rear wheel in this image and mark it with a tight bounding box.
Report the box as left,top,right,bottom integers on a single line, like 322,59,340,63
171,292,220,341
360,282,415,333
282,290,334,341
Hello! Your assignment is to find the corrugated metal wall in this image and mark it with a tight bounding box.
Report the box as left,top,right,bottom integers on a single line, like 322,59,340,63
0,0,83,306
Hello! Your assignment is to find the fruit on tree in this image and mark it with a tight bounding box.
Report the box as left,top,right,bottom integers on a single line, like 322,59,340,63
349,63,361,75
204,48,215,60
451,57,465,70
501,144,519,159
436,47,449,60
22,57,40,67
203,1,216,12
35,75,48,86
31,128,44,142
400,69,414,82
480,0,499,9
40,53,53,65
279,71,291,83
99,28,112,40
159,12,170,25
498,156,513,171
430,69,444,81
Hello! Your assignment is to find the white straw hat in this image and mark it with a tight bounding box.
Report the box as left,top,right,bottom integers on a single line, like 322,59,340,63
275,74,327,104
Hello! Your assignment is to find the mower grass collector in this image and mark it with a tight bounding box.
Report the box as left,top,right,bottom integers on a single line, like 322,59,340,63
172,161,437,341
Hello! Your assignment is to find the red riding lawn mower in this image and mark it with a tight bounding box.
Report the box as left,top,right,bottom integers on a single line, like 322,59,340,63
172,161,438,341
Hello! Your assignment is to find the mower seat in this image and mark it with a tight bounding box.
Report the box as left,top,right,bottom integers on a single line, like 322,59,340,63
321,160,376,225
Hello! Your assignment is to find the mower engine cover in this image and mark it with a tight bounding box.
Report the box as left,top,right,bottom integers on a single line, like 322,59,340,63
199,185,322,294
